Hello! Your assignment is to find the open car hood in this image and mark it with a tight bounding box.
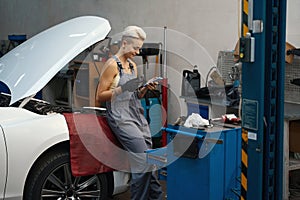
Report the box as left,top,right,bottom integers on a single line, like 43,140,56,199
0,16,111,105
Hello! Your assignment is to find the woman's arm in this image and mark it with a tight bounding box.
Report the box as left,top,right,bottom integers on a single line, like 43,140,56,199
95,59,120,103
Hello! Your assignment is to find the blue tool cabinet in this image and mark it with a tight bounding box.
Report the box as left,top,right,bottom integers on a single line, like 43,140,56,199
147,125,241,200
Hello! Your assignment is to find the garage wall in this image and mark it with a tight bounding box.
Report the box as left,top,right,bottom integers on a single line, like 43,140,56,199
0,0,240,61
1,0,299,122
287,0,300,47
1,0,299,54
0,0,241,121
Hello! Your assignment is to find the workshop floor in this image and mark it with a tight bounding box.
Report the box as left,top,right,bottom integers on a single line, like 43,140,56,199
112,180,167,200
111,175,300,200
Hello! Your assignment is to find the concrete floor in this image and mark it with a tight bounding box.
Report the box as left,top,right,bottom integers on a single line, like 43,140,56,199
112,180,167,200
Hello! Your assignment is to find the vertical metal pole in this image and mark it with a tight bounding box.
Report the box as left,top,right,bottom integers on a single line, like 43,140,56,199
276,0,286,198
163,27,167,78
240,0,286,199
240,0,266,199
161,26,168,146
264,0,285,199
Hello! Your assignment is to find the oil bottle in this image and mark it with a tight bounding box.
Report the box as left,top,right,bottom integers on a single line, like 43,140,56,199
181,65,201,97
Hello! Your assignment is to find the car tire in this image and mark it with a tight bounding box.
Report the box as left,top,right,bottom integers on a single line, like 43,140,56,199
24,149,110,200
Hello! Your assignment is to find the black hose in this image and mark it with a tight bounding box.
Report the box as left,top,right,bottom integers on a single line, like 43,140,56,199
205,66,217,87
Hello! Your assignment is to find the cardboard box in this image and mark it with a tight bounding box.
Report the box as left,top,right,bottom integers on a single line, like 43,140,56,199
289,120,300,152
286,42,295,64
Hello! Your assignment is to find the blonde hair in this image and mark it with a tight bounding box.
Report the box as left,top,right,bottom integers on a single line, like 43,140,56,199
122,26,146,41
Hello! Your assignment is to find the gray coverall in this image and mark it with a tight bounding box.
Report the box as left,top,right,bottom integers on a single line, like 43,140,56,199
106,56,163,200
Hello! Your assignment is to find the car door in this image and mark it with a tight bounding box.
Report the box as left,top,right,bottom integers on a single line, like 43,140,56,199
0,126,7,198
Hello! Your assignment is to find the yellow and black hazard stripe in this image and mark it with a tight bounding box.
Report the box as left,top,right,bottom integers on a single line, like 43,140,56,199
241,2,249,200
241,128,248,200
242,0,249,37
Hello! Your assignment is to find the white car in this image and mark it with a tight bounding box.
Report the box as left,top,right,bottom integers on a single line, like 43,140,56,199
0,16,130,199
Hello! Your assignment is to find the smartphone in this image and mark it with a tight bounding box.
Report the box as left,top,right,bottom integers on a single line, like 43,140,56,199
143,76,163,87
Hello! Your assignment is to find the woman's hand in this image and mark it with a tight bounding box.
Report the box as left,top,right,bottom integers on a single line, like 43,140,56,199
145,82,158,90
137,82,158,99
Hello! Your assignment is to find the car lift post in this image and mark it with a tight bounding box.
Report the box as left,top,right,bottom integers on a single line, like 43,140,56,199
240,0,286,199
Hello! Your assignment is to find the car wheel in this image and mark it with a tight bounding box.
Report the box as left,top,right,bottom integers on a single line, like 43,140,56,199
24,149,109,200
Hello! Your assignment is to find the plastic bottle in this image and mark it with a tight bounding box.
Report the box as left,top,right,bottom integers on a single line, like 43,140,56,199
181,65,201,96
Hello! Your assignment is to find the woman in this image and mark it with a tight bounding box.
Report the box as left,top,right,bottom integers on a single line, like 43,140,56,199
96,26,163,200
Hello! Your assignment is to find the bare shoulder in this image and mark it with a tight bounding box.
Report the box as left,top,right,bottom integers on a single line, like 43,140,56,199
104,57,118,68
102,57,118,75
